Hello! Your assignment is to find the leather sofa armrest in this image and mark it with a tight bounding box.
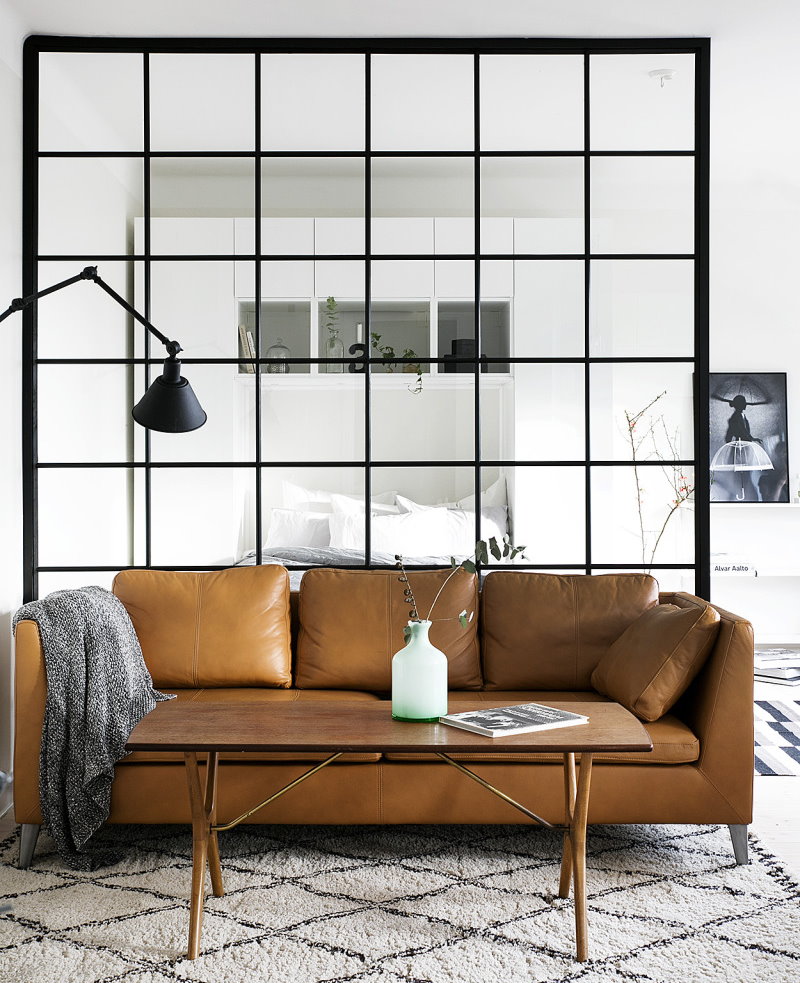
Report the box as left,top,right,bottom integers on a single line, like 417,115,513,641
13,619,46,824
663,592,754,823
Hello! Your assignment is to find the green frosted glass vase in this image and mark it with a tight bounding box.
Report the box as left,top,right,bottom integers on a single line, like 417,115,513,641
391,619,448,722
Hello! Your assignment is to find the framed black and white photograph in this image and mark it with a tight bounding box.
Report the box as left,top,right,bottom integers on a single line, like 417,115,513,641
709,372,789,502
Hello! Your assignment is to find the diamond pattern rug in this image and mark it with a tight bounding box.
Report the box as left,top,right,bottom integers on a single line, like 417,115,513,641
755,701,800,776
0,823,798,983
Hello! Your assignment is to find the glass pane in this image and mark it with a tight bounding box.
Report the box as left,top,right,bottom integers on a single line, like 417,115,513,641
371,364,473,463
489,364,584,462
480,55,583,151
590,260,694,356
369,297,431,367
151,467,246,565
485,260,584,357
262,159,364,232
371,54,473,151
149,363,252,463
39,52,143,152
315,260,365,306
261,374,365,462
257,466,365,561
372,159,473,254
261,54,365,151
590,53,695,151
147,261,238,358
591,465,695,565
149,54,255,151
150,160,254,249
38,365,132,463
38,468,134,566
37,261,137,359
601,568,696,593
38,571,120,596
240,298,311,370
506,466,586,566
317,296,364,370
590,157,694,254
590,363,694,462
39,158,142,255
369,466,475,562
481,158,584,254
371,260,434,301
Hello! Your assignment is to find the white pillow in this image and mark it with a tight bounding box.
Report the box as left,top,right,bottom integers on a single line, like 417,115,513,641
397,476,507,513
329,506,508,557
330,492,401,517
282,479,397,514
264,508,330,548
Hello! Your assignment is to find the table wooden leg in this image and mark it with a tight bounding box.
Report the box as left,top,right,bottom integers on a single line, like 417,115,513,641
204,752,224,898
571,752,593,963
185,751,214,960
558,752,577,898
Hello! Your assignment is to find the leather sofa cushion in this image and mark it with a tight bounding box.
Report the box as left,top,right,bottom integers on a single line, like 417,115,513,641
481,572,659,690
296,568,481,691
114,567,291,689
591,597,721,722
388,691,698,764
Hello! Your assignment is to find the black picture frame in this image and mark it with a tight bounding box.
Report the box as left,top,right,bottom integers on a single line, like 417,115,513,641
709,372,789,503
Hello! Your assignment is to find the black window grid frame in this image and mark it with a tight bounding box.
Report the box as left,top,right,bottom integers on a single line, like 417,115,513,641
22,36,711,602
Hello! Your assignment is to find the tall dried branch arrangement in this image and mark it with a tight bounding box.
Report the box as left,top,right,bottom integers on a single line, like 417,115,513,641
623,391,695,572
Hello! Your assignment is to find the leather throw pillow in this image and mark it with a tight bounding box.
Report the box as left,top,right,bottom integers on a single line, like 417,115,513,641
591,600,721,722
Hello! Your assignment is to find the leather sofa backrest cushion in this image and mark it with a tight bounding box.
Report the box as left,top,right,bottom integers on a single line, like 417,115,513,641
113,567,292,688
295,568,481,691
481,572,659,690
591,596,721,721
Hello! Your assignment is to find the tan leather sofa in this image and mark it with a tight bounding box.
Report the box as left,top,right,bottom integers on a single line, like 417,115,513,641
13,567,754,868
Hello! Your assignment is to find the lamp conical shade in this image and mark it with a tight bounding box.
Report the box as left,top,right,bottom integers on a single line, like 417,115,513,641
132,359,207,433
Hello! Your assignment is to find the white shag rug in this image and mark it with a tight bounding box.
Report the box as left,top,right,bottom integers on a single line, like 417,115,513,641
0,823,798,983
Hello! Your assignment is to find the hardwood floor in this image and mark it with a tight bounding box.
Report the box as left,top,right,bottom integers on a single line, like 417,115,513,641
2,776,798,878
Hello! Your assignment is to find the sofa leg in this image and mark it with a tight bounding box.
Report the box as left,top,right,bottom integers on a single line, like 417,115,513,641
728,824,749,865
19,824,40,869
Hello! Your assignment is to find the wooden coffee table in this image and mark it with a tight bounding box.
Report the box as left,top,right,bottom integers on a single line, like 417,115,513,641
126,700,651,962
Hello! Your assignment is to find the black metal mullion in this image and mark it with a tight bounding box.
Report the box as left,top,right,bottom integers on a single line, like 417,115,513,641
143,53,152,570
583,51,592,577
254,53,263,565
473,53,482,552
694,42,711,599
364,52,372,566
22,41,39,602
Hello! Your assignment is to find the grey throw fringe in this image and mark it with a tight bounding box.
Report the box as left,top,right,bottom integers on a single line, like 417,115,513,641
14,587,174,870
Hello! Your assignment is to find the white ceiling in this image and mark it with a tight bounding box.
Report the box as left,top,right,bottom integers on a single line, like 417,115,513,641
3,0,795,41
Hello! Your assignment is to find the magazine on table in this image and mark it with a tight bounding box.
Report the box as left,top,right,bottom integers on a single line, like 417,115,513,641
439,702,589,738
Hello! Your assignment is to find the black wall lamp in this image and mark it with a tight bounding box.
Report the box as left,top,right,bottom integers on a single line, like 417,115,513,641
0,266,207,432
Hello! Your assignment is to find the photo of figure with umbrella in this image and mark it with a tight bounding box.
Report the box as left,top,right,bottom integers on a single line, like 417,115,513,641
709,373,789,502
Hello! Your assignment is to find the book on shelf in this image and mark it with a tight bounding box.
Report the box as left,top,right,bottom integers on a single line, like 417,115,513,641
238,324,256,373
439,702,589,738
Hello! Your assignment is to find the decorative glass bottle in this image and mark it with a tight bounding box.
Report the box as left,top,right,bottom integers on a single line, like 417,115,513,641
325,331,344,373
265,337,290,373
391,620,448,722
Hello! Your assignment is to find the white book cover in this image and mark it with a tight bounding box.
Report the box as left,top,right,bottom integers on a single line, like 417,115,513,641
439,702,589,738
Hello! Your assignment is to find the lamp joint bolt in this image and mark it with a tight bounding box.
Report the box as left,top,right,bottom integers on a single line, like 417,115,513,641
166,340,183,358
80,266,98,280
9,297,24,312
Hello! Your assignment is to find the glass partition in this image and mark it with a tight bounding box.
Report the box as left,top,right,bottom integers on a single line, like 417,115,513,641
25,40,709,599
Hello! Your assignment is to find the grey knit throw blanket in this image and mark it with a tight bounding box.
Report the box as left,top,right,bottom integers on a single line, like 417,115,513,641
14,587,174,870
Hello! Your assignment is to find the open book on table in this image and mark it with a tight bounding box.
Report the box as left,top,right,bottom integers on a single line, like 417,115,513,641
439,702,589,738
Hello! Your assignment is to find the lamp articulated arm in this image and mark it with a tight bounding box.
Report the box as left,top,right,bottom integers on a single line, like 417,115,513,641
2,266,206,432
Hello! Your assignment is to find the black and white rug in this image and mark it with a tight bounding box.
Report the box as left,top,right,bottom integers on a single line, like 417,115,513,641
0,823,798,983
755,701,800,776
